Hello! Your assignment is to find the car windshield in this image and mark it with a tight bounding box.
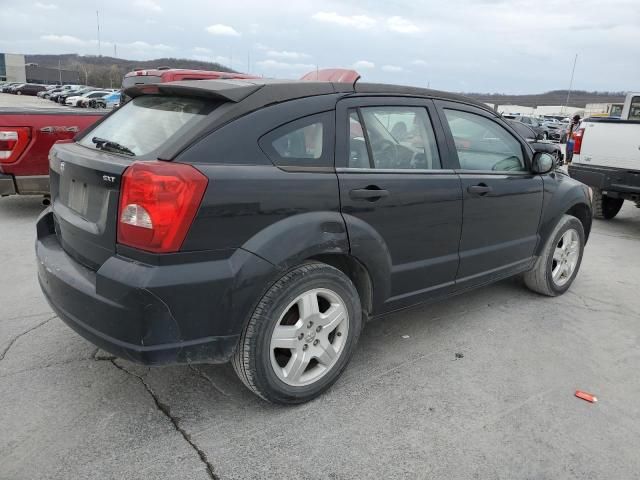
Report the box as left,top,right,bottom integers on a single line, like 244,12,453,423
78,95,217,157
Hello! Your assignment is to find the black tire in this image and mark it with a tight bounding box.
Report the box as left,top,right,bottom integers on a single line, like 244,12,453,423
524,214,585,297
592,188,624,219
233,262,362,404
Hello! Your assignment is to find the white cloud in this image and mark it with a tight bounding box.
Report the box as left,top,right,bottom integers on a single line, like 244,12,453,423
125,41,173,51
133,0,162,12
256,59,315,70
34,2,57,9
411,59,428,66
267,50,310,60
312,11,376,29
352,60,375,69
382,65,404,72
194,47,212,54
206,24,241,36
386,16,421,34
254,43,270,51
40,34,86,45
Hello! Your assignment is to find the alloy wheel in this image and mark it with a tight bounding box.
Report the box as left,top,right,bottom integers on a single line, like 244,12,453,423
270,288,349,387
552,229,580,286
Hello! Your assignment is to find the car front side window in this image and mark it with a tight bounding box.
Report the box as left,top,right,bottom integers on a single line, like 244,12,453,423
444,109,526,172
348,106,441,170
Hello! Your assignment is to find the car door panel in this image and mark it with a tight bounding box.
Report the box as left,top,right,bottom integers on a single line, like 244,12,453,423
435,101,544,288
336,97,463,312
457,173,543,282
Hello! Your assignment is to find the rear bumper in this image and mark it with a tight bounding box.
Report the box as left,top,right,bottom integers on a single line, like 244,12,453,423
0,174,49,196
569,164,640,198
35,209,274,365
0,174,16,196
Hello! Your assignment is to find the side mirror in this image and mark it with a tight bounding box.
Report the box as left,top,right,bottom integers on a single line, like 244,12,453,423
532,152,555,174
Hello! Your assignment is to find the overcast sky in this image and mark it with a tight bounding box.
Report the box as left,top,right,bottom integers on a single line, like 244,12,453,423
0,0,638,93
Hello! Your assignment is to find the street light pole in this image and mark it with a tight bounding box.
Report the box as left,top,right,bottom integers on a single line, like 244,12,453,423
563,54,578,113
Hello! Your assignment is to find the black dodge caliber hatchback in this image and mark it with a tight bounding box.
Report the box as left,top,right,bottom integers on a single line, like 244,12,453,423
37,78,593,404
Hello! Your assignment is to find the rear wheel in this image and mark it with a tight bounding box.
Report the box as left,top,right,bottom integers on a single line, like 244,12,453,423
233,262,362,404
593,188,624,219
524,214,584,296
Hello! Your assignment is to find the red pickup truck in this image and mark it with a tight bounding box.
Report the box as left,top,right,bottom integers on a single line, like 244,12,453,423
0,108,104,202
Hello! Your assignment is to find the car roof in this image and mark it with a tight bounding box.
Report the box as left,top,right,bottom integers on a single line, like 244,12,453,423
124,78,494,114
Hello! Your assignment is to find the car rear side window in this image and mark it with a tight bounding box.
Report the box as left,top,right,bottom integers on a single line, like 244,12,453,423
444,109,526,172
348,106,441,170
259,112,333,169
78,95,216,157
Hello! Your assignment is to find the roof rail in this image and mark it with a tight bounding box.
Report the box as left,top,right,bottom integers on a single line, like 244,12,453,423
300,68,361,86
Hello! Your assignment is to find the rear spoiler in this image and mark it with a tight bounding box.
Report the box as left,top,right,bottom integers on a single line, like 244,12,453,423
124,80,264,103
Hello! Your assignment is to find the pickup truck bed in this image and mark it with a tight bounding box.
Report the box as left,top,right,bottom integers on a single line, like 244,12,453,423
0,108,104,197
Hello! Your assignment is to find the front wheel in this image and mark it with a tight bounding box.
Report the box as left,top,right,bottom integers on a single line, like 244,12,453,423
524,214,585,296
233,262,362,404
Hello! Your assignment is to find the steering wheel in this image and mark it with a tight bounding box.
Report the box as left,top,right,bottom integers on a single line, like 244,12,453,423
372,139,398,168
492,156,523,171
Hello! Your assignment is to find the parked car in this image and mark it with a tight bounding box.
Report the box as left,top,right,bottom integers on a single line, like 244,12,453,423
92,91,121,109
508,120,564,165
12,83,47,96
49,85,84,102
505,115,553,140
67,90,112,107
1,83,23,93
59,87,94,105
569,92,640,219
0,107,104,199
37,85,59,98
35,77,592,404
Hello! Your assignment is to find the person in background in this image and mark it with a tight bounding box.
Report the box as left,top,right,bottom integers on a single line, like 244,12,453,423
565,114,581,164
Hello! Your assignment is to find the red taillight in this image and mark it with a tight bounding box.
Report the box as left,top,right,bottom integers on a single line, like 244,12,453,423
117,161,208,253
572,127,585,155
0,127,31,164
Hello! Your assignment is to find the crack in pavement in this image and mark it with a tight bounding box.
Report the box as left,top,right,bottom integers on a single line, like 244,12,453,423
109,359,218,480
188,364,230,397
0,315,56,362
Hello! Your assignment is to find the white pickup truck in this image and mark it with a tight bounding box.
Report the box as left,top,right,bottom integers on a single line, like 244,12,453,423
569,92,640,219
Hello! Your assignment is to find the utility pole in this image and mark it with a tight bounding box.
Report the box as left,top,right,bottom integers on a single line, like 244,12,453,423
114,44,117,58
563,53,578,113
58,59,62,85
247,50,250,73
96,10,102,56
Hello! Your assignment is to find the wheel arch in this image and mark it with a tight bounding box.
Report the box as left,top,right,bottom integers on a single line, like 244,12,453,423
565,202,592,242
308,253,373,320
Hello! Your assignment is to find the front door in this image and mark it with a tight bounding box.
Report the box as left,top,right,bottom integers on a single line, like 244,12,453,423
336,97,463,312
435,101,544,288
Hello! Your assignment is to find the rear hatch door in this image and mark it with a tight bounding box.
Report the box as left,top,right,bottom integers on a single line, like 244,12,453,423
49,94,219,269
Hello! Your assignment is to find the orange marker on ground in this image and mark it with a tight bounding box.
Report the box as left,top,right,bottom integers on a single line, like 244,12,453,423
575,390,598,403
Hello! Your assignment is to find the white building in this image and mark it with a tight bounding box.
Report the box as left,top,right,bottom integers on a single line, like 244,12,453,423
0,53,26,82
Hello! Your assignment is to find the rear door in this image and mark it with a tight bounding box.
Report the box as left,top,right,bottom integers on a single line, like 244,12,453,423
435,101,544,288
336,97,463,311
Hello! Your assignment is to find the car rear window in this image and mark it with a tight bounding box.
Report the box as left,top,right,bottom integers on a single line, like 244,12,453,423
78,95,216,157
